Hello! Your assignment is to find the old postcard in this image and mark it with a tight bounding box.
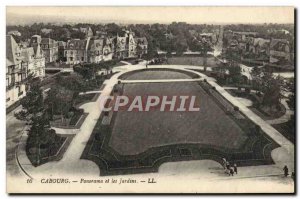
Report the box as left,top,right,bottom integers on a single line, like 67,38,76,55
6,6,295,193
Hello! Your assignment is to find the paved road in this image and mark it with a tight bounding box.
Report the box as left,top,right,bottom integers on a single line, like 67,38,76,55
6,106,27,178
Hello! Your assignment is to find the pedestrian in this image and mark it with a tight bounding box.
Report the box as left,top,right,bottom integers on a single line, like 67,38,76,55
283,165,289,177
146,63,148,69
233,163,238,174
222,158,226,169
226,161,230,170
229,167,234,176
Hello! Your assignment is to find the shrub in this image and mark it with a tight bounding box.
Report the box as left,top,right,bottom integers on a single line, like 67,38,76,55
234,106,239,111
69,109,84,126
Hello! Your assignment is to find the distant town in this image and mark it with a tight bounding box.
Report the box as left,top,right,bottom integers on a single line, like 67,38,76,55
6,22,294,109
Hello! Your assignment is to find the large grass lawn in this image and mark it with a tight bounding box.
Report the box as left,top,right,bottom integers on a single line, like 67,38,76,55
81,70,279,176
165,56,221,67
122,70,192,80
110,82,247,155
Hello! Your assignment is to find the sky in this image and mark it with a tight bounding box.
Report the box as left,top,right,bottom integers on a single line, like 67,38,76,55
6,6,294,25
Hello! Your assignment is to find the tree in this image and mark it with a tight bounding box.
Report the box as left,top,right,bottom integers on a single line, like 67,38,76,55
286,78,295,111
15,80,53,165
46,85,74,123
227,61,242,85
261,72,283,110
201,41,210,72
250,66,263,91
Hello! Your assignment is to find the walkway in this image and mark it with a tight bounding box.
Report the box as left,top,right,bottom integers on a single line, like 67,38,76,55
79,90,102,95
223,86,294,125
120,60,132,65
267,99,294,125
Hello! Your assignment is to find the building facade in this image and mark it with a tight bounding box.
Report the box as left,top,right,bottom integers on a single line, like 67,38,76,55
21,45,45,78
61,30,147,65
115,30,148,59
87,38,104,63
269,39,291,63
57,41,67,61
65,38,89,65
40,38,59,63
6,35,28,108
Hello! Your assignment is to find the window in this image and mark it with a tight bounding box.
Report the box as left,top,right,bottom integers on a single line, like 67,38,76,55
70,57,73,61
81,57,84,61
17,86,23,96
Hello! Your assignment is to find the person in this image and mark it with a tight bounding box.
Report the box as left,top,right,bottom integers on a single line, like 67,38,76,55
222,158,227,169
291,172,295,181
229,167,234,176
233,163,238,174
283,165,289,177
146,63,148,69
226,161,230,170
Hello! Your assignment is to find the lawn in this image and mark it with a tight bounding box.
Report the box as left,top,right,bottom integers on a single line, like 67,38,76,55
120,69,195,80
165,55,221,67
110,82,248,155
26,132,74,167
81,70,279,176
272,121,295,144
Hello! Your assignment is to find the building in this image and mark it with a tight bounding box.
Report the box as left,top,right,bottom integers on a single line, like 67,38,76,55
135,37,148,58
269,39,291,63
87,38,104,63
65,38,90,65
40,38,59,63
21,45,45,78
95,30,108,38
232,32,258,43
6,35,28,108
225,31,257,51
41,28,53,35
115,30,148,59
8,30,21,37
62,30,147,65
115,33,128,59
251,38,270,60
57,41,67,61
80,27,93,38
102,38,114,61
199,33,217,44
